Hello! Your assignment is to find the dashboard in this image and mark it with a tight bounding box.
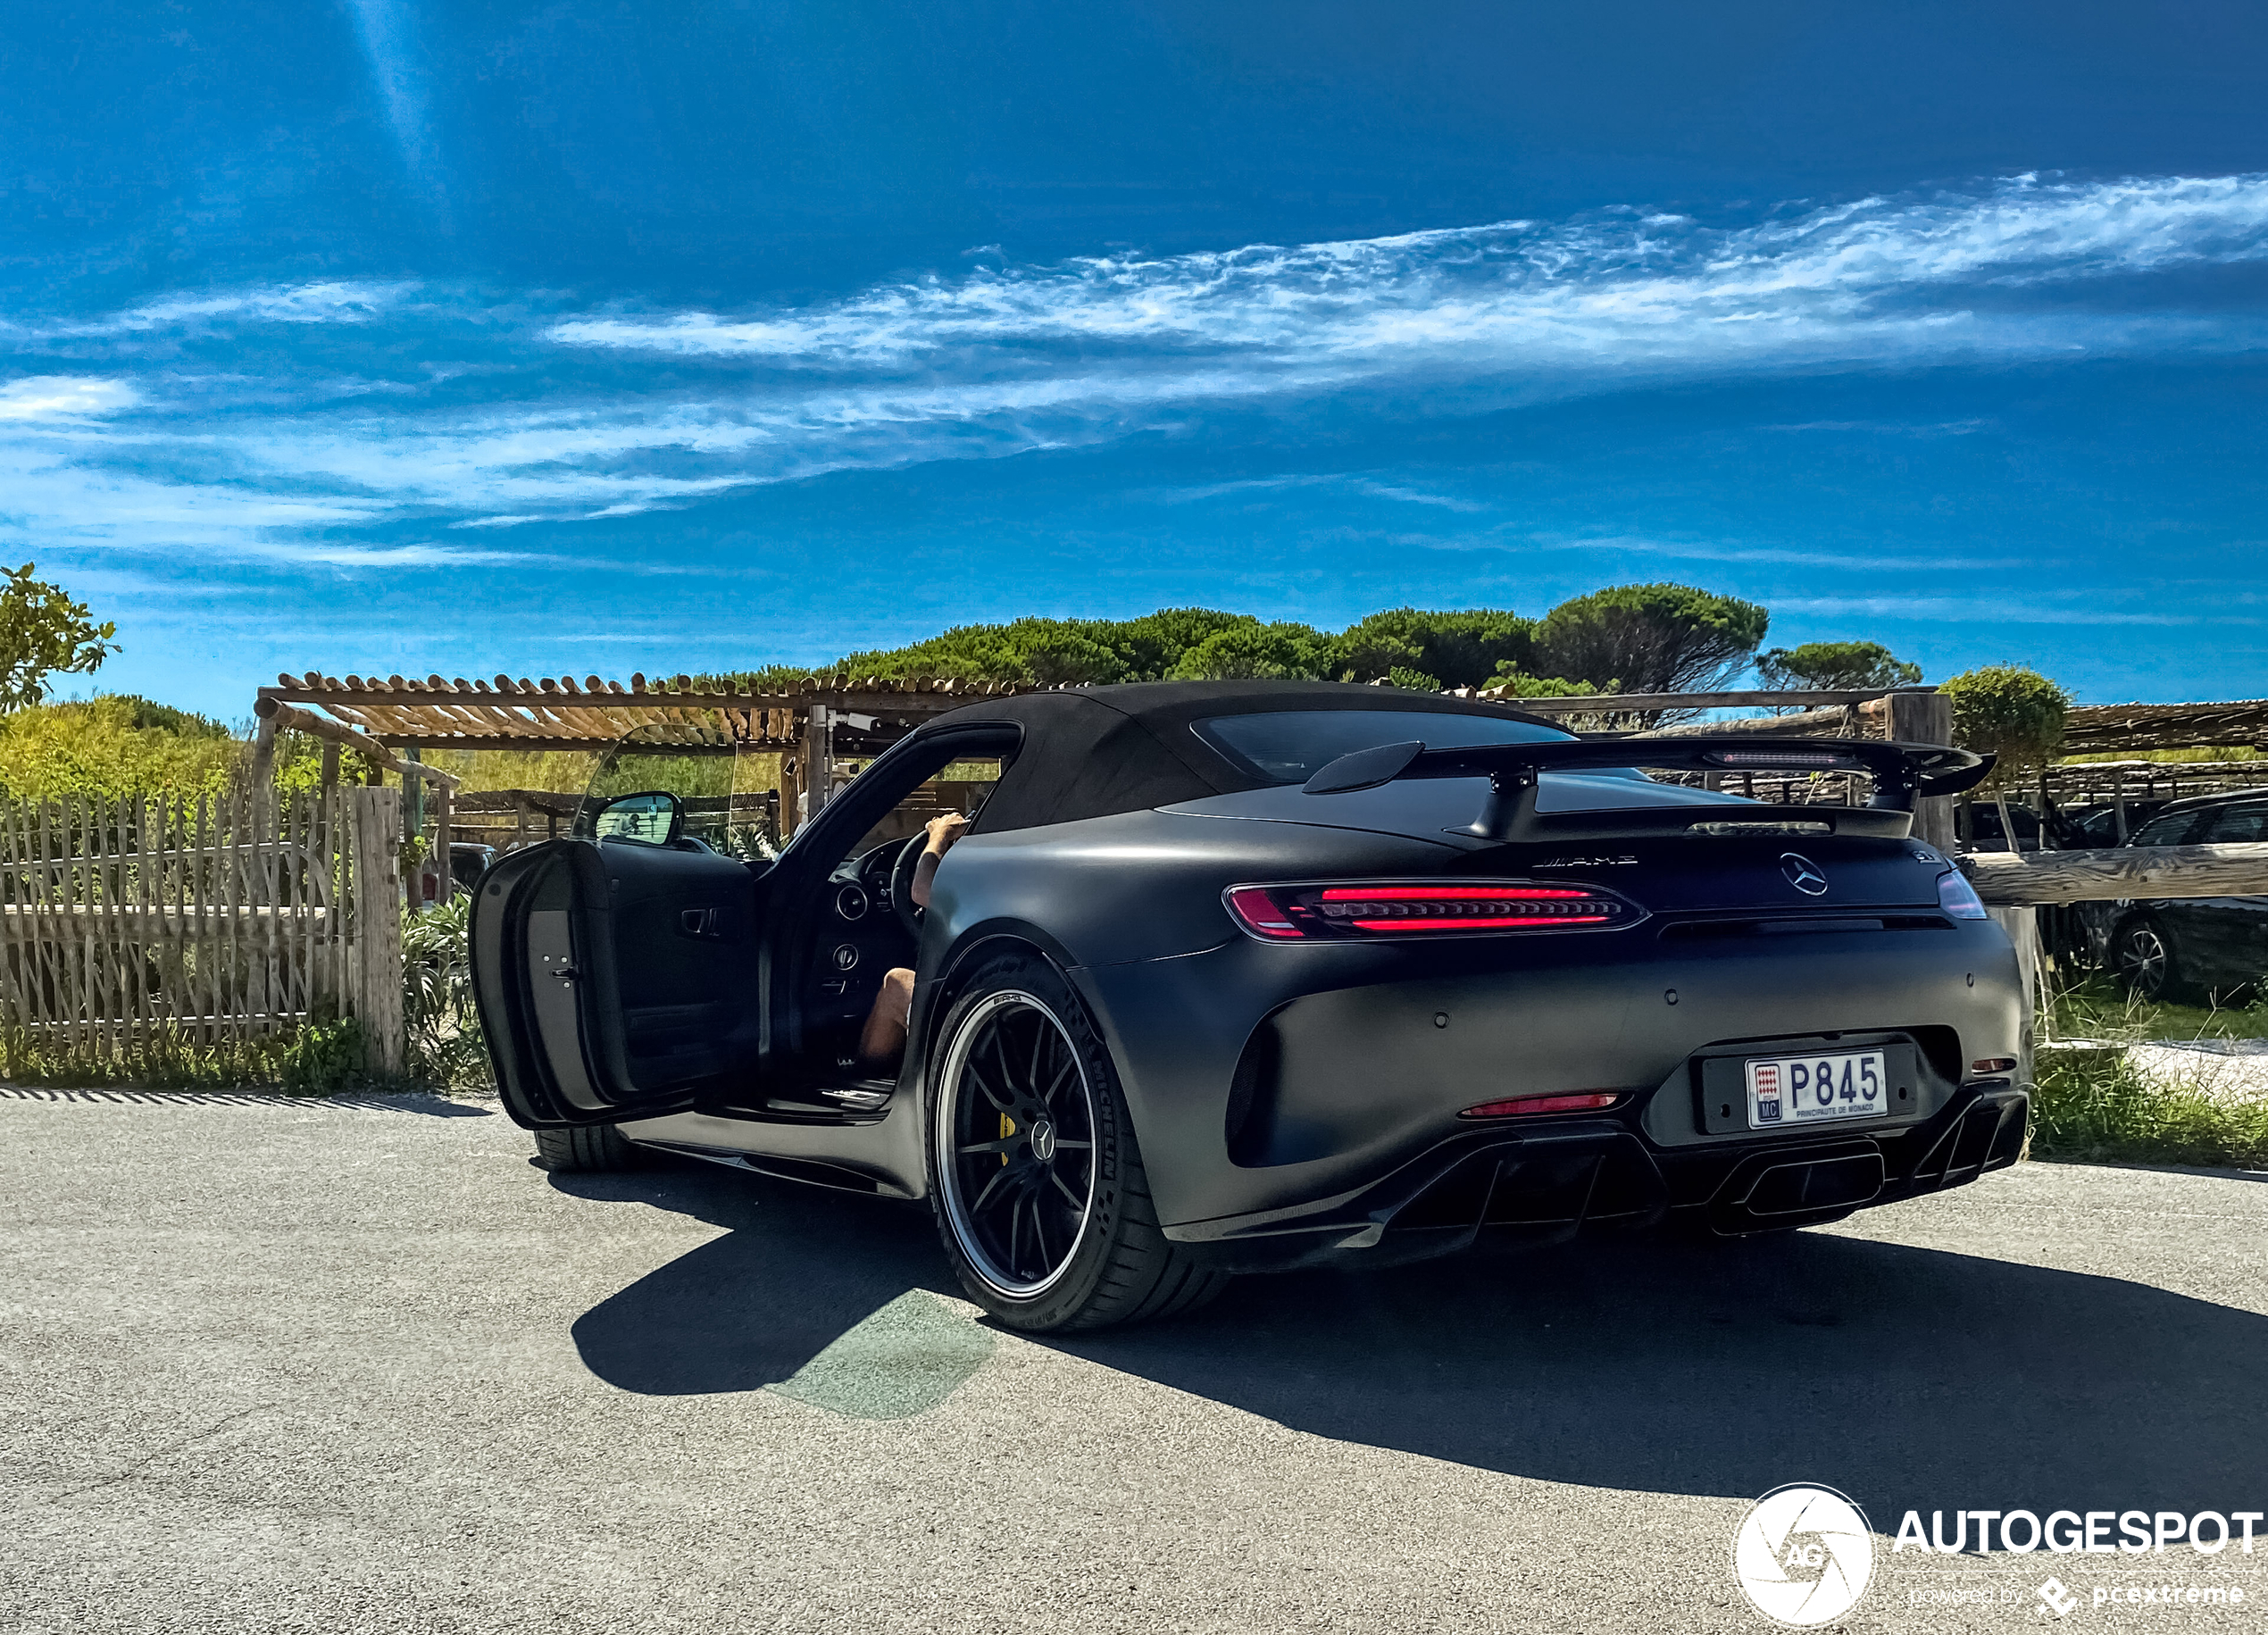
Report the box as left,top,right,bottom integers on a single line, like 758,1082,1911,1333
805,840,920,1055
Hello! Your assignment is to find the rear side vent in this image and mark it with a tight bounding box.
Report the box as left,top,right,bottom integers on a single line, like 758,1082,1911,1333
1225,1019,1283,1166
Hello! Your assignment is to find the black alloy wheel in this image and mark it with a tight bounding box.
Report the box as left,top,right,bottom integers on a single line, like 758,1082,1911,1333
937,988,1099,1297
927,953,1229,1331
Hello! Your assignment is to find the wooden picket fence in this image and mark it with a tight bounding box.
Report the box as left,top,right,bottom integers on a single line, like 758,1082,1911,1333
0,787,403,1072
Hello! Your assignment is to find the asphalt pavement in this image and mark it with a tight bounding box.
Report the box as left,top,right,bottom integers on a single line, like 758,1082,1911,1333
4,1088,2266,1635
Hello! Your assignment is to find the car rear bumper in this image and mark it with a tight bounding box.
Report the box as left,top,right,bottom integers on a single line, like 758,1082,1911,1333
1160,1080,2028,1272
1079,913,2025,1233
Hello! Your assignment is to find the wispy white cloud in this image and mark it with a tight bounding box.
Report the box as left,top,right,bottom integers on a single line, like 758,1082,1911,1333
1520,532,2030,571
344,0,445,204
1156,473,1485,511
1775,595,2260,626
3,174,2266,567
546,173,2268,377
1,282,418,342
0,376,138,421
1757,419,1990,436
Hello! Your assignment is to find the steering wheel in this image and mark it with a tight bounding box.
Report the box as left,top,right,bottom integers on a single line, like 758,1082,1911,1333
888,833,928,936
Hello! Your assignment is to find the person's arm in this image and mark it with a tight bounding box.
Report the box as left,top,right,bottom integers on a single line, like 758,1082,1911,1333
909,812,970,909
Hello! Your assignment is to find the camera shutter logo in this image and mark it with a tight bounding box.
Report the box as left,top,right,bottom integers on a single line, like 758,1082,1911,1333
1732,1484,1876,1627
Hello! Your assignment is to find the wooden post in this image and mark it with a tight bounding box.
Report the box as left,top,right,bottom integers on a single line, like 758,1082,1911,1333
1989,904,2045,1021
1960,841,2268,905
249,717,278,788
431,780,453,902
1886,691,1956,851
803,706,833,821
320,738,340,794
348,788,404,1075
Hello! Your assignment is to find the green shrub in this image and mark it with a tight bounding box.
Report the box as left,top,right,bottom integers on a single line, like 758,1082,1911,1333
403,895,491,1089
279,1007,367,1094
1756,640,1922,691
1942,664,2071,792
1487,666,1602,697
0,1018,360,1092
1335,607,1534,689
0,696,246,801
1165,621,1338,681
1532,583,1769,694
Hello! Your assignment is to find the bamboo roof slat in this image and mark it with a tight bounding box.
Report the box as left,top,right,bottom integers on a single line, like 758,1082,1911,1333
2061,699,2268,755
263,669,1033,752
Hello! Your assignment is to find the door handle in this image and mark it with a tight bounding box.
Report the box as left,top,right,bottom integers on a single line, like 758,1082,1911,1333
679,906,731,939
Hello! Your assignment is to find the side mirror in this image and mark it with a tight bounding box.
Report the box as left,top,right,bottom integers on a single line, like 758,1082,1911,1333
592,791,684,846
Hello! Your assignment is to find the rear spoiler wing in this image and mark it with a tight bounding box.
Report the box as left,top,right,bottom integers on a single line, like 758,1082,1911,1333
1302,735,1995,842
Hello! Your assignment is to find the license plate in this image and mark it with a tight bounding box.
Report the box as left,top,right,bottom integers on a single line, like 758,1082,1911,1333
1745,1050,1889,1129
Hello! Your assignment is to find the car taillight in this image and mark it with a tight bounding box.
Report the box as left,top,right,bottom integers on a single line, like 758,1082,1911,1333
1222,880,1642,941
1462,1092,1622,1118
1937,869,1990,920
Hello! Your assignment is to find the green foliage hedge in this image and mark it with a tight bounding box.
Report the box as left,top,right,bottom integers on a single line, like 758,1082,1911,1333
705,587,1773,698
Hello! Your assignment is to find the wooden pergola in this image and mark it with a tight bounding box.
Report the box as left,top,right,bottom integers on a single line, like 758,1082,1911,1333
249,671,1034,872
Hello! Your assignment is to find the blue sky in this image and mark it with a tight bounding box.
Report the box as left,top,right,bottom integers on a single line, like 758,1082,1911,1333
4,2,2266,717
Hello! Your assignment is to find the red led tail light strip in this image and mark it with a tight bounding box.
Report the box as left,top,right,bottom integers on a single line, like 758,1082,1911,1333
1222,879,1644,942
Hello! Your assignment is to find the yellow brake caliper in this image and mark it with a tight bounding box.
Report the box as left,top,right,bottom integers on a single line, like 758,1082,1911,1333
999,1111,1015,1164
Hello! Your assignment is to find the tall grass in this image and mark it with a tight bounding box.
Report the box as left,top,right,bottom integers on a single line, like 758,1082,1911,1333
2030,976,2268,1168
0,1008,368,1093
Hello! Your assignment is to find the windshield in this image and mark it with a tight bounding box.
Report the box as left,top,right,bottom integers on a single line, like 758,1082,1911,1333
1193,708,1572,785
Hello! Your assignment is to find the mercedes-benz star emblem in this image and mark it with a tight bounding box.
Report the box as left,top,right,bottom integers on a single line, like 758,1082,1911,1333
1780,853,1830,896
1029,1119,1056,1163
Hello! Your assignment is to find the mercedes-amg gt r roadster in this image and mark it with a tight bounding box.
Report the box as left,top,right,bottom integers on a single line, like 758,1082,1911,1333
471,680,2025,1332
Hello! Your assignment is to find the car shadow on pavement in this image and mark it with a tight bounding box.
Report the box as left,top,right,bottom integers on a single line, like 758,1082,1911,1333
554,1162,956,1398
1048,1231,2268,1525
563,1161,2267,1521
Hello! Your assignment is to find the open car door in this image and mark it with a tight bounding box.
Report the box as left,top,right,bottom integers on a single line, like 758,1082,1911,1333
471,830,763,1128
471,725,774,1130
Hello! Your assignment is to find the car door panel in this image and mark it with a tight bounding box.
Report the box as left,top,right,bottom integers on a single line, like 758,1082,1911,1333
471,836,763,1128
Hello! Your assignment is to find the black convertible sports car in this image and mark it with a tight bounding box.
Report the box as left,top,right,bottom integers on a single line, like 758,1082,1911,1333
471,680,2025,1332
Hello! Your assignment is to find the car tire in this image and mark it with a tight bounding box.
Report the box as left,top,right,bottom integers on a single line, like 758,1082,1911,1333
532,1123,639,1172
2109,916,2198,1005
924,951,1230,1333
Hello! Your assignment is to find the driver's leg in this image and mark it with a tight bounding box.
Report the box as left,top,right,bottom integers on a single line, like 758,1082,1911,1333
856,967,915,1068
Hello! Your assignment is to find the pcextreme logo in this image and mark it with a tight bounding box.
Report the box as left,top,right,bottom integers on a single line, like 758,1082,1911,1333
1732,1484,1877,1627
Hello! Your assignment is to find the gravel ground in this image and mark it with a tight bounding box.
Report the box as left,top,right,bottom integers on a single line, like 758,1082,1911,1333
2129,1039,2268,1100
4,1088,2266,1635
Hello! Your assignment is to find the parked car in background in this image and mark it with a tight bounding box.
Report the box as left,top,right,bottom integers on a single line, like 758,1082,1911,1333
1960,800,2060,853
414,841,500,906
450,842,497,895
2060,801,2173,848
2092,790,2268,1003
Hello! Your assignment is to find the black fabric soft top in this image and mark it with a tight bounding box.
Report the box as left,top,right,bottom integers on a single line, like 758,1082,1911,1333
929,680,1568,834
